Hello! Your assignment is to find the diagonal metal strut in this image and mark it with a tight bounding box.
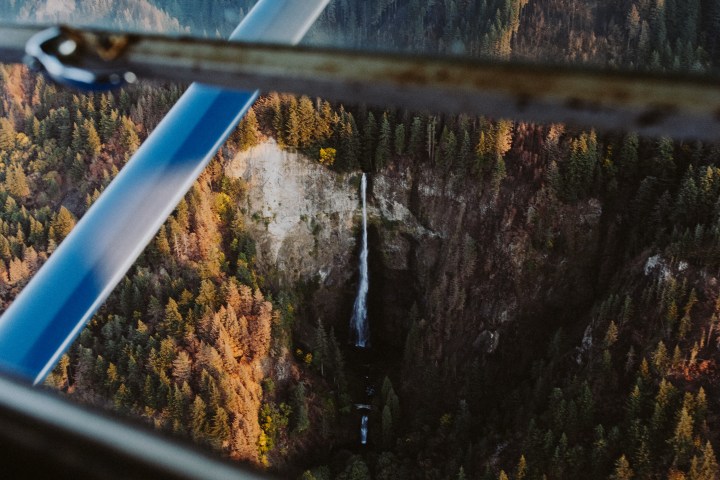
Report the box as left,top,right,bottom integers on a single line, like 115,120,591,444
0,0,329,384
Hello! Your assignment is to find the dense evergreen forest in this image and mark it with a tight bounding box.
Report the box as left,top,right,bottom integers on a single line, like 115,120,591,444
2,0,720,479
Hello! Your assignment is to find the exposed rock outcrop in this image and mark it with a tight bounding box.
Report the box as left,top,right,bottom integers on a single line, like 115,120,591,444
228,135,604,372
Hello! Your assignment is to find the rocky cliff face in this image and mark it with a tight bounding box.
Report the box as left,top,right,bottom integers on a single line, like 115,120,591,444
227,132,606,374
226,141,359,324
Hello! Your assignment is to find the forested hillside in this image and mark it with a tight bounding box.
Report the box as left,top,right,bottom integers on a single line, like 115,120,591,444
2,0,182,32
0,64,348,469
247,87,720,480
2,1,720,480
311,0,720,71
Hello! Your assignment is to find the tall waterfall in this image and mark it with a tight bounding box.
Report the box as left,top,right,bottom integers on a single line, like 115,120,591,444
350,173,370,347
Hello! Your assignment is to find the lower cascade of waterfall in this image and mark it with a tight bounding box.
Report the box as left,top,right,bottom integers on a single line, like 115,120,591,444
360,415,369,445
350,173,370,348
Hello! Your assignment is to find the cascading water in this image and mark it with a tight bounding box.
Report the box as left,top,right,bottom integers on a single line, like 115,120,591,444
350,173,370,347
360,415,369,445
351,175,372,445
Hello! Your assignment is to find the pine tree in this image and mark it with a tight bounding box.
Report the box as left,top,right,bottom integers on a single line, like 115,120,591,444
83,119,101,157
313,320,329,376
115,383,131,411
618,134,639,183
209,406,230,447
52,206,76,242
163,298,184,336
652,340,670,374
285,98,301,148
670,405,695,466
611,455,634,480
237,107,260,150
459,129,473,171
6,164,29,199
190,395,207,442
651,378,676,436
362,112,377,171
172,350,192,384
694,388,707,425
120,116,140,154
605,320,619,348
297,96,316,148
439,126,457,169
698,441,719,480
394,123,405,155
155,225,171,256
375,114,392,171
99,108,118,142
515,455,528,480
382,404,393,448
339,112,361,171
408,116,424,156
271,94,285,145
0,118,15,150
491,156,507,198
292,382,310,433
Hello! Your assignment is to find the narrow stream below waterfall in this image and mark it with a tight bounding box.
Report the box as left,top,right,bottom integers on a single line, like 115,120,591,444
359,414,369,445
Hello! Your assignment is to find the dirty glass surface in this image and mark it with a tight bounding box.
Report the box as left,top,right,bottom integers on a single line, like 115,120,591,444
2,2,720,480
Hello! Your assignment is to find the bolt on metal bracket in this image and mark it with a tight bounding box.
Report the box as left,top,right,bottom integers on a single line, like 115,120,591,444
25,26,137,91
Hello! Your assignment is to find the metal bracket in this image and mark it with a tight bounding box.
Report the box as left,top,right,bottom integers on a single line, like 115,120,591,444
24,26,137,91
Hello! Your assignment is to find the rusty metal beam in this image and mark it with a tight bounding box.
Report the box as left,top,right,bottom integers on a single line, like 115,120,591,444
4,23,720,140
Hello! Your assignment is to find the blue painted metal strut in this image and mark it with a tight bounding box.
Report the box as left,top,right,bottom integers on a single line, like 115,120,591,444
0,0,329,384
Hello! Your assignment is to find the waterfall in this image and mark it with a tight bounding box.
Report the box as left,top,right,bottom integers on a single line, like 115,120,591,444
350,173,370,347
360,415,369,445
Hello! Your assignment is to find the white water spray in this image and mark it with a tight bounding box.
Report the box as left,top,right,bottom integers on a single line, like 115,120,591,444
350,174,370,347
360,414,369,445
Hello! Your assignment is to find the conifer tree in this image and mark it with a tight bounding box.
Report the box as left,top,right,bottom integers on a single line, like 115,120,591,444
285,97,300,148
163,298,184,336
83,119,101,157
292,382,310,433
375,114,391,171
605,320,619,348
362,112,377,171
652,341,670,374
52,206,76,242
5,164,29,200
210,406,230,447
699,441,719,480
339,112,361,171
394,123,405,155
670,405,695,466
408,117,424,156
237,107,260,150
297,96,316,148
313,320,329,376
611,455,634,480
382,404,393,448
515,455,527,480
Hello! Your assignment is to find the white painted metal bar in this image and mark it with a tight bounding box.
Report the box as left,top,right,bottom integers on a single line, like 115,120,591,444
4,23,720,140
